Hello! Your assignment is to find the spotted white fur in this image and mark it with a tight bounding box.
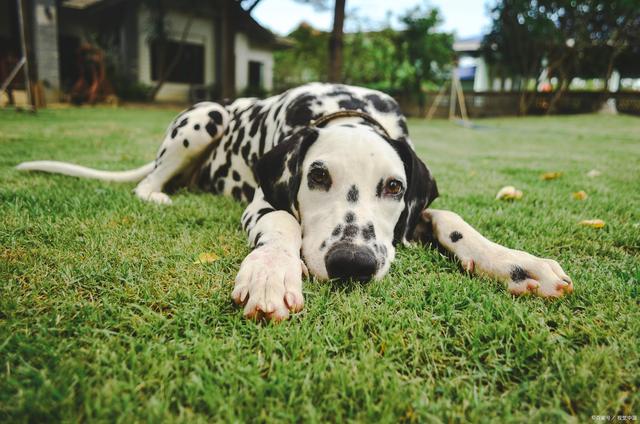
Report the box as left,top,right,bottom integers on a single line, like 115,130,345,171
16,83,573,321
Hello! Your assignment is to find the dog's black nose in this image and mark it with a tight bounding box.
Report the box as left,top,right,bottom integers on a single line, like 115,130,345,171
325,242,377,282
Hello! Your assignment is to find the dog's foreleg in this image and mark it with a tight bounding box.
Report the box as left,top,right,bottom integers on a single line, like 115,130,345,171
232,189,306,321
134,103,229,204
421,209,574,298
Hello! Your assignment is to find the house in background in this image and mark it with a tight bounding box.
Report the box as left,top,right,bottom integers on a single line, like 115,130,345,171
453,36,490,92
0,0,283,103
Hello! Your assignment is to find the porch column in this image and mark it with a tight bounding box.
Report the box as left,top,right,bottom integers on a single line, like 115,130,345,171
32,0,60,102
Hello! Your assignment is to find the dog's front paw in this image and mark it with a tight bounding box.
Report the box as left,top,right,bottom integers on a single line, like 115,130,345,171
502,254,574,298
232,246,305,321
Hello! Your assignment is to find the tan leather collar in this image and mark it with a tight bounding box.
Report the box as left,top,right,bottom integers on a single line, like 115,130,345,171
309,110,391,138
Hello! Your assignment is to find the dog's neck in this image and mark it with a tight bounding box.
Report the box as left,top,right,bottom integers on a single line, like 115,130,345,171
310,110,391,139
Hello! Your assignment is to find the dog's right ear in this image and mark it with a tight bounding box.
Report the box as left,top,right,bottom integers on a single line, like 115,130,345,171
253,127,319,216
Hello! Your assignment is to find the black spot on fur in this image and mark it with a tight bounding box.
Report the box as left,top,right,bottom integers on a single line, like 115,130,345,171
320,240,327,250
241,212,251,231
332,225,343,237
232,186,242,201
183,139,189,148
205,120,218,137
449,231,463,243
510,266,531,283
258,121,268,155
270,181,297,213
256,207,275,222
242,183,255,202
286,94,316,127
342,224,358,239
241,141,252,164
212,151,233,183
254,231,263,246
208,110,223,125
347,185,359,203
159,148,167,158
232,171,241,181
345,212,355,223
216,179,225,193
362,223,376,241
194,124,200,130
365,94,395,113
171,128,178,139
232,127,245,154
179,118,189,128
397,118,408,135
337,96,368,111
376,179,383,198
274,103,283,118
223,136,233,151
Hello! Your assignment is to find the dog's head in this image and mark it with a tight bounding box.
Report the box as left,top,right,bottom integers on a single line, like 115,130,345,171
255,122,437,281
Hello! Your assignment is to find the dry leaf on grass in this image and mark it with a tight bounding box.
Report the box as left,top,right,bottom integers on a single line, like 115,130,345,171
194,252,219,264
586,169,601,178
572,191,588,200
496,186,523,200
579,219,605,229
540,171,563,180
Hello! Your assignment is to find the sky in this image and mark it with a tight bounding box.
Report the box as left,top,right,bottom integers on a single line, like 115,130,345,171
252,0,493,39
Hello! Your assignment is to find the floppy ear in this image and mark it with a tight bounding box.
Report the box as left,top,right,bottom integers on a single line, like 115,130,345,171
253,127,319,216
389,138,439,244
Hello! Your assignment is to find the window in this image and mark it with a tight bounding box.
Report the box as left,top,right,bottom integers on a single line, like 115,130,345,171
248,60,263,89
151,40,204,84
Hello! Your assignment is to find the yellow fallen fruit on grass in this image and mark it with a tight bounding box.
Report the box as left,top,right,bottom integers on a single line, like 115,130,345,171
572,191,588,200
194,252,219,264
541,171,563,180
579,219,605,228
496,186,523,200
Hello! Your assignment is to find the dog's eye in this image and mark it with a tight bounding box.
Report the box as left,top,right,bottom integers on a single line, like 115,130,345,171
309,168,328,184
307,166,332,191
384,178,404,196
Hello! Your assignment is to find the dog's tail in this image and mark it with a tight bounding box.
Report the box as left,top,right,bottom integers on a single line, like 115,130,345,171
15,160,155,182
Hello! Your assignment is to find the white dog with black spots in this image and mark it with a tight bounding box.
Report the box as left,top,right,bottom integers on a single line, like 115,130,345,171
17,83,574,321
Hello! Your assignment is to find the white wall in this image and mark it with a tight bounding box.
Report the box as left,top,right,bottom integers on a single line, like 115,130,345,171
137,7,215,102
473,57,489,92
234,32,274,94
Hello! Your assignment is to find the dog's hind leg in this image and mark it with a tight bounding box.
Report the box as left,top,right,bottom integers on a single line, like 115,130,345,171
134,102,229,204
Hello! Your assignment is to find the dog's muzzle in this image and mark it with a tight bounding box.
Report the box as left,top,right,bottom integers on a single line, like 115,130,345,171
325,242,378,282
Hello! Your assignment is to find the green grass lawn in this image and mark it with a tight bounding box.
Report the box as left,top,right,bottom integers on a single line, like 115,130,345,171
1,107,639,422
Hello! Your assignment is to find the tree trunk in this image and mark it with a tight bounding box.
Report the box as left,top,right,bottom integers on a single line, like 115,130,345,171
328,0,346,82
547,74,572,115
602,47,624,93
518,90,528,115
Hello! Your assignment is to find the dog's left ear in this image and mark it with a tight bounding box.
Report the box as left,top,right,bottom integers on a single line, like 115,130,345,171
389,138,439,244
253,127,319,217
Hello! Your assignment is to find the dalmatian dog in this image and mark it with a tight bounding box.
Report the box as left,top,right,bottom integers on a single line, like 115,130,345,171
17,83,574,321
